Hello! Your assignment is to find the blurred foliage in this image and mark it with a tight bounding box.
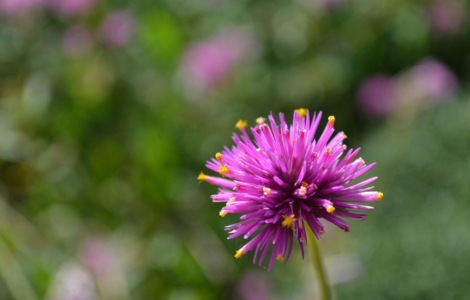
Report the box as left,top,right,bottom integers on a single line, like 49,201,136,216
0,0,469,299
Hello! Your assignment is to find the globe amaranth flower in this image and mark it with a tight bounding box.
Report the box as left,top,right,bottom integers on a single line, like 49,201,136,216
199,109,383,271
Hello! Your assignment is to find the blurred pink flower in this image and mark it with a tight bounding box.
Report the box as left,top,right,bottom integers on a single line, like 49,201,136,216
100,10,135,48
47,263,97,300
48,0,98,17
358,59,457,119
62,24,93,58
357,74,395,117
410,58,457,100
182,28,255,94
236,270,273,300
0,0,44,15
428,0,466,35
78,237,130,298
80,238,114,278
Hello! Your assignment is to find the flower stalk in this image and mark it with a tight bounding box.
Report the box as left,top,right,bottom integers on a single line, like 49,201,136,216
306,224,332,300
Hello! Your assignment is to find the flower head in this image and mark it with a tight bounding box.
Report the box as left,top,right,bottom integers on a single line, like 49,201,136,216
200,110,382,270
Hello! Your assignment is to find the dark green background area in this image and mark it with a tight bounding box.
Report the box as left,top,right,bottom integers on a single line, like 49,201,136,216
0,0,469,299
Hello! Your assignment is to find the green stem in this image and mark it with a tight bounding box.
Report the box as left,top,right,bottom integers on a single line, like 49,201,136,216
306,225,332,300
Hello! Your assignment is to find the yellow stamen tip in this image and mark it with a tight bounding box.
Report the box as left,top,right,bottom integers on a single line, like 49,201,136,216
282,214,297,229
341,131,347,139
219,210,227,217
295,108,307,118
377,192,383,201
235,120,248,130
256,117,265,124
235,248,244,259
197,172,207,182
215,152,223,162
276,255,284,262
301,181,308,188
328,116,335,124
327,205,335,214
219,164,230,177
262,187,271,196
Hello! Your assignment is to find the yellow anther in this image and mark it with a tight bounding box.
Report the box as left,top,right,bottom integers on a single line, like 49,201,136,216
276,255,284,262
219,164,230,177
301,181,309,188
341,131,347,139
295,108,307,118
326,205,335,214
235,248,244,259
263,187,271,196
377,192,383,201
282,214,297,229
256,117,265,124
219,210,227,217
215,152,223,162
235,120,248,130
197,171,207,182
328,116,335,124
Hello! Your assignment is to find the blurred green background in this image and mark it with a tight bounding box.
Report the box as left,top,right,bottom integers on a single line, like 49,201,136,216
0,0,469,299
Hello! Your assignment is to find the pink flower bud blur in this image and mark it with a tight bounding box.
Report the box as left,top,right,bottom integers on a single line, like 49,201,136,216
47,263,97,300
410,58,457,100
182,28,255,94
236,270,273,300
48,0,99,17
357,74,395,118
80,238,114,278
0,0,44,15
428,0,466,35
62,24,93,58
100,10,135,48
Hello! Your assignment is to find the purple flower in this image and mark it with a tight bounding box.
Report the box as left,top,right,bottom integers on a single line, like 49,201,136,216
100,10,135,48
0,0,44,16
181,28,255,94
199,110,382,271
410,58,457,100
48,0,98,17
357,74,395,118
